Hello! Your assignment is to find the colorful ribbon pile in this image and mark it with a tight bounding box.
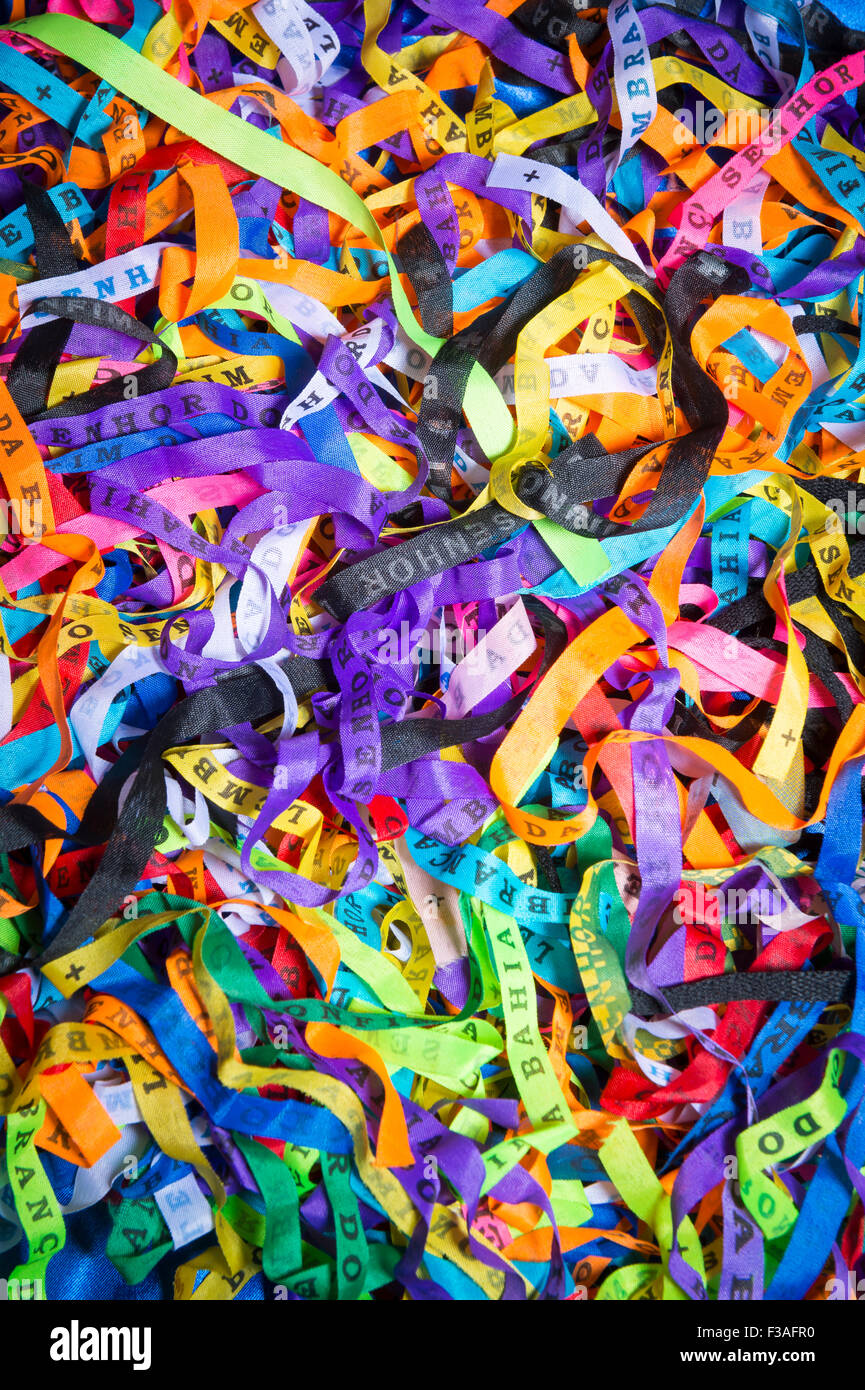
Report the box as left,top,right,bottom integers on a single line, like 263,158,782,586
0,0,864,1304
